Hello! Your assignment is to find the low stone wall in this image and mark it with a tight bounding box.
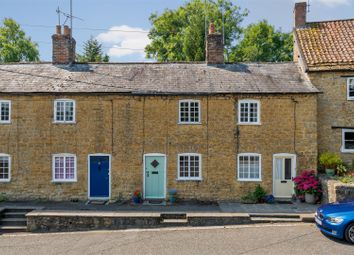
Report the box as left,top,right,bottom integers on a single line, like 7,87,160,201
320,175,354,203
26,211,251,232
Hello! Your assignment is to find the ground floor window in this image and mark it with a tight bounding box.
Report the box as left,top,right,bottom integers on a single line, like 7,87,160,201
0,154,10,182
52,154,77,182
177,153,202,180
237,153,261,181
342,129,354,153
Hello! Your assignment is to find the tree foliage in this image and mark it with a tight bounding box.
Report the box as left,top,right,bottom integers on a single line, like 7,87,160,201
230,20,293,62
0,18,39,62
77,37,109,62
145,0,248,62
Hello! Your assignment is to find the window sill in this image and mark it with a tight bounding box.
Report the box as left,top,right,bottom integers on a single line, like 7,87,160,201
341,149,354,153
176,178,202,182
52,180,77,183
0,121,11,125
0,179,11,183
347,98,354,101
237,179,262,182
237,122,261,126
178,122,202,125
53,122,76,125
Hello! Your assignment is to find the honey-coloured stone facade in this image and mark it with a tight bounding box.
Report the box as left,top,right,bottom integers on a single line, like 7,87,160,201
0,94,317,201
308,71,354,164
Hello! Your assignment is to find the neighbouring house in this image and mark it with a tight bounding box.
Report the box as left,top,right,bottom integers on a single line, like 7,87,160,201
0,10,321,203
293,2,354,164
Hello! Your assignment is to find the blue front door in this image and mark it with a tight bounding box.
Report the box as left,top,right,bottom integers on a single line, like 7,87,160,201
89,155,110,198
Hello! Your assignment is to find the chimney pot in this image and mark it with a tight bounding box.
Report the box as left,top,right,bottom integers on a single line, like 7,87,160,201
294,2,307,27
63,25,70,36
209,22,216,34
56,25,61,35
206,23,224,65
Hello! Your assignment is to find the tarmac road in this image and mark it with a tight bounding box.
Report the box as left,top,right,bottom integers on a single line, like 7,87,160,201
0,223,353,255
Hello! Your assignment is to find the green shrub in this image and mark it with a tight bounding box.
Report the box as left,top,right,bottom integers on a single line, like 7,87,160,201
319,152,342,169
336,164,347,176
241,185,267,203
339,176,354,184
0,193,8,202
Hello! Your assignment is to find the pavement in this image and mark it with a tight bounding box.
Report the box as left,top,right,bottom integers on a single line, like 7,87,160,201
0,200,319,214
0,223,353,255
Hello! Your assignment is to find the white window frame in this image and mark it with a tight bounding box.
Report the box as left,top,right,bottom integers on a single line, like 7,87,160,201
177,153,202,181
0,100,11,124
0,153,11,182
347,78,354,101
54,99,76,123
238,99,261,125
341,129,354,153
52,153,77,182
178,99,201,124
237,153,262,181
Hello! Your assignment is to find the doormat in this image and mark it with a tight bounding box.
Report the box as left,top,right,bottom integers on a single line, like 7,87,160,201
86,200,108,205
143,200,166,206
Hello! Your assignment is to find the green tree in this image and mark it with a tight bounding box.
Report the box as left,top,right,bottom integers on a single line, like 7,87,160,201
230,20,293,62
77,37,109,62
145,0,248,62
0,18,39,62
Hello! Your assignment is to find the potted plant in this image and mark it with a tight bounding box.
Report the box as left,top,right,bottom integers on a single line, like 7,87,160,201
132,189,142,204
319,152,342,176
168,188,177,204
293,170,322,204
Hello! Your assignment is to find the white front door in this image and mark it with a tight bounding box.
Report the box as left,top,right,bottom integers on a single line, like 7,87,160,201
273,154,296,198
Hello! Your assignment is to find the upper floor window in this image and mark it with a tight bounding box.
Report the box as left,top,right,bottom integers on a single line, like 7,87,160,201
54,99,75,123
179,100,201,124
342,129,354,153
0,100,11,124
237,153,262,181
52,154,77,182
0,154,11,182
347,78,354,100
177,153,202,180
238,100,260,124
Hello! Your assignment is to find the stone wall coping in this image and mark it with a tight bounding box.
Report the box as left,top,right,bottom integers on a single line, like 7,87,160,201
25,210,250,218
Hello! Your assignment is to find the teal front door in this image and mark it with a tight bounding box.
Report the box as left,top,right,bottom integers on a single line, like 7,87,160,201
144,154,166,199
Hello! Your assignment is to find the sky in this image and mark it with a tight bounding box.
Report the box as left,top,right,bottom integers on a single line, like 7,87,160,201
0,0,353,62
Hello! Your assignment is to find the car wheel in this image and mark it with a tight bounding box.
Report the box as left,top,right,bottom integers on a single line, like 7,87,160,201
345,223,354,244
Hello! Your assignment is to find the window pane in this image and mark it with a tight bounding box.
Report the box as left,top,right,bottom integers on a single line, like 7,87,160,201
249,103,258,123
0,102,10,121
344,131,354,149
349,79,354,97
284,158,292,180
56,102,65,121
180,102,189,122
65,101,74,121
0,156,9,180
65,157,75,179
54,156,65,179
239,155,260,180
239,156,248,179
240,103,249,123
190,156,200,178
179,156,188,177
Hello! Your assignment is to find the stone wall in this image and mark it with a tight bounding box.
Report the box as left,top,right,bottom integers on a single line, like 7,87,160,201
0,94,317,201
308,71,354,164
320,175,354,203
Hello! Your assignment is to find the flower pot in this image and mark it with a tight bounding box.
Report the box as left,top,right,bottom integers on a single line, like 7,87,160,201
133,196,141,204
169,196,176,204
305,193,316,204
325,168,335,177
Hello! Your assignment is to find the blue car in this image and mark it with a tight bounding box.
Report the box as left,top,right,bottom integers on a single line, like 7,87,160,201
315,199,354,244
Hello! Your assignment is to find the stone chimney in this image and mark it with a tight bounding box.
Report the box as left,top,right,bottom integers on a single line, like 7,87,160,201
52,25,76,64
294,2,307,27
206,23,224,65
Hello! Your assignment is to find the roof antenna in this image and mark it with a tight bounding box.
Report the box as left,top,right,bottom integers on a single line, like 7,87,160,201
307,0,311,13
56,0,83,39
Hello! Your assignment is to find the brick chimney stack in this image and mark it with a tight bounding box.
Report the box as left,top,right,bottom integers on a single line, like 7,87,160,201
294,2,307,27
206,23,224,65
52,25,76,64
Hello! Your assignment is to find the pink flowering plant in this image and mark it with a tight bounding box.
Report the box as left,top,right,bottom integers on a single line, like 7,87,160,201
293,170,322,195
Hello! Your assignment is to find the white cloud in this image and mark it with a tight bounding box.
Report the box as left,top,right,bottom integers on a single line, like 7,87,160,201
96,25,150,61
311,0,351,7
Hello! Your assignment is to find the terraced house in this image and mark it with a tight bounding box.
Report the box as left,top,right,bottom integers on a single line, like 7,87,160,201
2,2,352,203
293,2,354,164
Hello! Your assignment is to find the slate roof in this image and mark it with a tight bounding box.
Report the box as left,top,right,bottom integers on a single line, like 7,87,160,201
0,62,318,94
295,19,354,71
